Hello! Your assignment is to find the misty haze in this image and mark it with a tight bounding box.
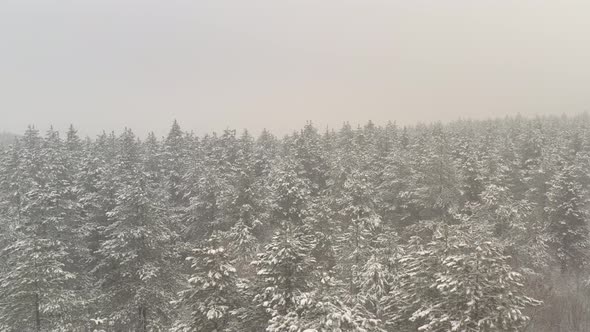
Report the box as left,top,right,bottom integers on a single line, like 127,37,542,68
2,1,590,332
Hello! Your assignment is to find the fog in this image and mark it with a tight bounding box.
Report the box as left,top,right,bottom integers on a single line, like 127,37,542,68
1,0,589,136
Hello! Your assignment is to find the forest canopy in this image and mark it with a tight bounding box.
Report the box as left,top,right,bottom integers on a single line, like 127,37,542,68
1,114,590,331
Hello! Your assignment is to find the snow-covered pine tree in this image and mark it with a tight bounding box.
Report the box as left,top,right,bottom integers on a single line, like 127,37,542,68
163,120,188,206
173,243,240,332
218,130,261,268
230,130,259,229
267,157,312,228
292,122,329,196
376,145,417,228
473,183,550,273
93,129,178,331
76,131,120,329
0,139,20,332
143,132,163,183
409,125,461,222
355,255,393,330
251,227,316,331
333,169,381,298
264,290,384,332
254,129,279,179
453,136,485,204
545,161,589,275
394,220,540,332
183,132,233,240
0,127,81,331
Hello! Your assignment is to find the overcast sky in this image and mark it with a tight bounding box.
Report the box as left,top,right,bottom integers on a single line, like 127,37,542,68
1,0,589,137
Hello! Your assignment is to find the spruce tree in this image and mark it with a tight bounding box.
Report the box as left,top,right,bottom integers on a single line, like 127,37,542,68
173,244,240,332
93,129,178,331
0,127,81,331
545,162,589,275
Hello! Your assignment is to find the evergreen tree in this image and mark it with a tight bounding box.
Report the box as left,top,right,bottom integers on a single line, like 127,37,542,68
394,221,540,332
410,126,461,221
252,227,316,330
93,129,178,331
173,244,240,332
293,122,329,196
163,120,187,206
0,127,81,331
545,162,589,275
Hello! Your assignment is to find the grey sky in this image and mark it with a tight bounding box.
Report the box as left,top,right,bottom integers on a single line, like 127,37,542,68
1,0,590,137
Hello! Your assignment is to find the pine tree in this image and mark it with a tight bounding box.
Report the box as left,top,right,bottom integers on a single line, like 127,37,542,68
252,227,316,330
293,122,329,196
76,132,119,328
356,255,393,329
267,157,312,227
377,145,417,227
394,221,540,332
93,129,178,331
410,126,461,221
333,169,381,297
545,161,589,275
254,129,279,178
219,130,262,257
0,127,81,331
163,120,187,206
173,244,240,332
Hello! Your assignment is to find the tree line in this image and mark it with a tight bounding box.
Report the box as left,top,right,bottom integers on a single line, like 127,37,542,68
1,114,590,331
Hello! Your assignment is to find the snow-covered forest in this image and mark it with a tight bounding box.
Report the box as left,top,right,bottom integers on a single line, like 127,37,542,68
1,114,590,331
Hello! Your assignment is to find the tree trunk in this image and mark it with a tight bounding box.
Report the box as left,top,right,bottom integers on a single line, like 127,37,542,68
34,292,41,332
138,306,148,332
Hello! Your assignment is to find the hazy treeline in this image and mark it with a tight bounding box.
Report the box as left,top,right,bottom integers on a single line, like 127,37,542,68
0,132,16,148
1,114,590,331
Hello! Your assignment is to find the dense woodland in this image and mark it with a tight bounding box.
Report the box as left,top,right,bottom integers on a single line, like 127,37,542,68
1,114,590,331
